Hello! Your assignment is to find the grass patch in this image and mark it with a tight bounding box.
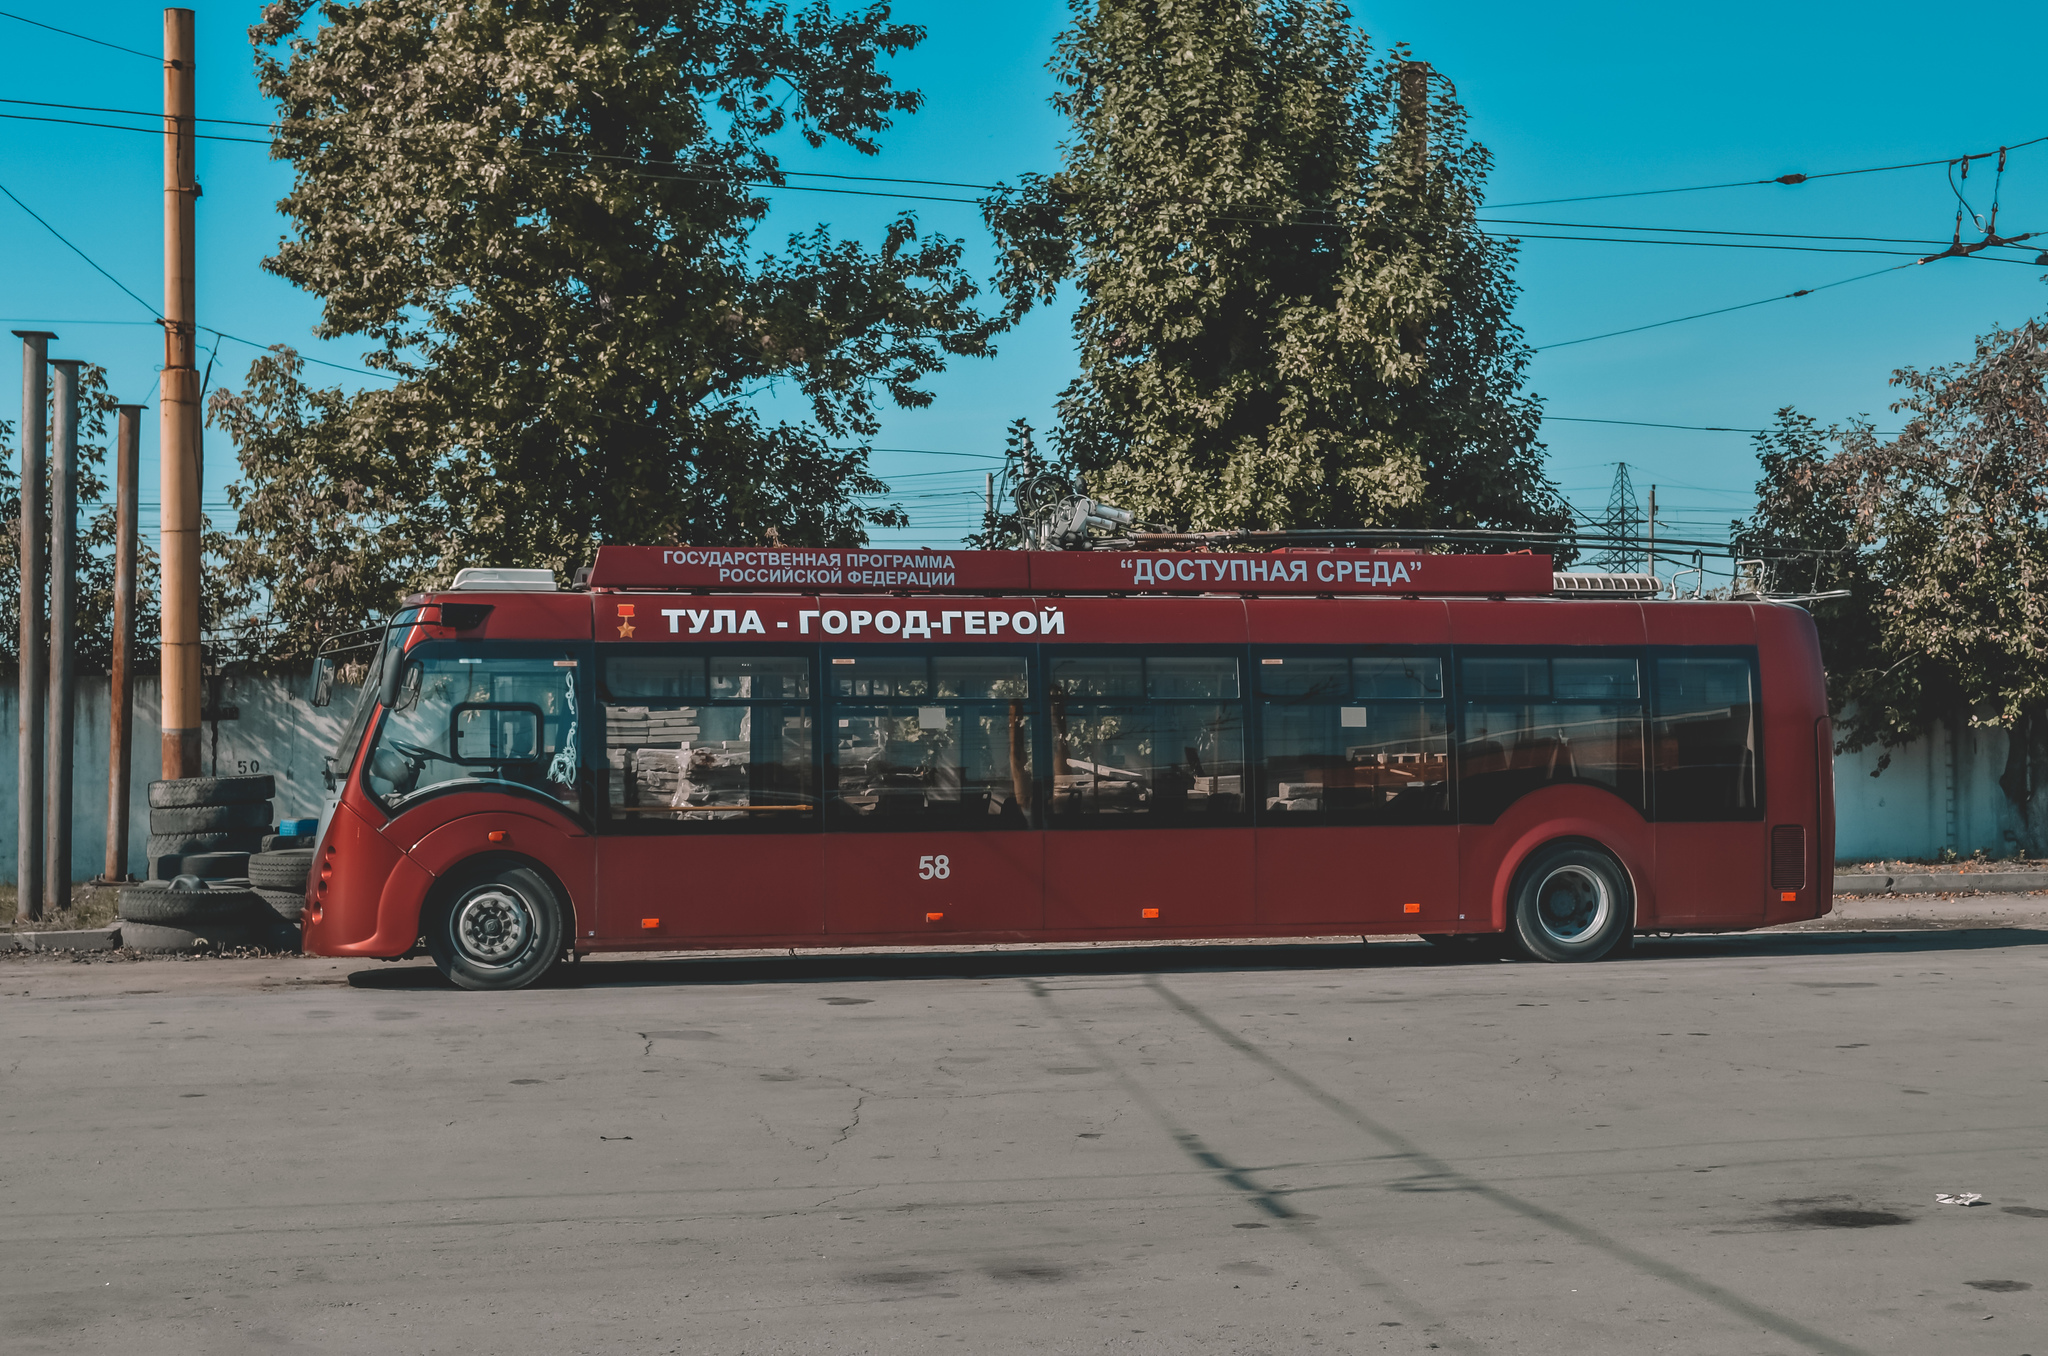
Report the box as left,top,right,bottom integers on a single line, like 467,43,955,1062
0,883,123,933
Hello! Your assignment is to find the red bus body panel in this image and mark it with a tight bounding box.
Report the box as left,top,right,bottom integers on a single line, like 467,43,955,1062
302,571,1834,960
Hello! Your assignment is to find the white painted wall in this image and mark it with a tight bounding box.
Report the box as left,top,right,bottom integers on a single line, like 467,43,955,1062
0,677,2039,879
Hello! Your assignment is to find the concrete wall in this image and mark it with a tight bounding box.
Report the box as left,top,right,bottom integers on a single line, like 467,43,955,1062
0,674,361,883
0,676,2039,880
1831,717,2044,862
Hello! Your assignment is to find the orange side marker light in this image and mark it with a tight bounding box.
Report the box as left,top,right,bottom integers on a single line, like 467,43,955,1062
641,918,660,931
488,830,507,843
1141,908,1160,919
1779,891,1798,902
926,912,944,922
1403,902,1421,914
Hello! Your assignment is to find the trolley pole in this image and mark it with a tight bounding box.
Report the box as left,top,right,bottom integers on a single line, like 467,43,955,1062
1647,485,1657,578
107,404,143,882
13,329,53,923
47,360,82,907
160,7,202,779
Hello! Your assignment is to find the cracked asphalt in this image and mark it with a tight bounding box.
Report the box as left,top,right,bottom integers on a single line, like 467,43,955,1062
5,925,2047,1354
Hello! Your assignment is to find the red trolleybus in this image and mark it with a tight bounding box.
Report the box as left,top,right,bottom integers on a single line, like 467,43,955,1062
300,547,1833,989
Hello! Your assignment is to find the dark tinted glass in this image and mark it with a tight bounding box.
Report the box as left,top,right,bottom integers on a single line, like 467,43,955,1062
1049,655,1246,824
1653,657,1760,819
602,652,815,830
1461,657,1548,698
1355,657,1443,699
1458,655,1645,821
827,654,1036,828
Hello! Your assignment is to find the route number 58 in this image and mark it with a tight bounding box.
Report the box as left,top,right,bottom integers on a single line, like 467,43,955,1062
918,854,951,880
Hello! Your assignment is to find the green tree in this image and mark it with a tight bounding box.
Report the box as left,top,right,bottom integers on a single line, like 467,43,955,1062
1730,408,1877,699
981,0,1566,537
1823,319,2048,810
217,0,999,628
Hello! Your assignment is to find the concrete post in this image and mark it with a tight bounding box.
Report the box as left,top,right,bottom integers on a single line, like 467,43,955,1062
13,329,53,922
107,404,143,881
47,359,82,907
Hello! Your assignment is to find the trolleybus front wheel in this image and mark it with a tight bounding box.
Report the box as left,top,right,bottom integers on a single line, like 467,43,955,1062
1507,842,1634,963
425,864,565,991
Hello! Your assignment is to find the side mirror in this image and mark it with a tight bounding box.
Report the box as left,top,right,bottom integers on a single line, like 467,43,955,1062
309,656,335,708
379,652,409,708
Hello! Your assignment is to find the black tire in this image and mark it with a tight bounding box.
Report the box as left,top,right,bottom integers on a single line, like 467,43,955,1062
262,833,314,852
423,864,565,991
147,775,275,809
147,830,262,860
149,801,273,836
248,849,314,892
118,884,264,927
119,919,268,953
255,886,306,923
180,851,250,879
1507,841,1635,963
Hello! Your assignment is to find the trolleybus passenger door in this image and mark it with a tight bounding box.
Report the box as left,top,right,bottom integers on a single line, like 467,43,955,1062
1251,653,1458,930
593,650,825,942
821,652,1043,937
1649,652,1766,927
1040,652,1255,933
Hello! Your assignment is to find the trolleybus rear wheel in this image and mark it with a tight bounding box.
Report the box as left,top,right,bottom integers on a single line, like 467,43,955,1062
425,864,564,991
1507,842,1634,963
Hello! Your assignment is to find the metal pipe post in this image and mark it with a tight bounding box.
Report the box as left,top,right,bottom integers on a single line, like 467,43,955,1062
107,404,143,882
13,330,53,923
159,7,202,778
46,360,82,907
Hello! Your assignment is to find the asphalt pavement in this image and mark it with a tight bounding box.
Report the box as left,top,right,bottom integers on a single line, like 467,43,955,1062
4,920,2046,1355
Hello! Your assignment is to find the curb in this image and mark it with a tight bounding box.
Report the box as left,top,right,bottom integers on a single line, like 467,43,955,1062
2,927,122,952
1835,871,2048,895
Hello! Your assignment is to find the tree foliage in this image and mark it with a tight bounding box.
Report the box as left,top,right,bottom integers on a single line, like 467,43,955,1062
981,0,1566,537
1738,320,2048,810
0,365,161,677
1832,319,2048,807
215,0,999,638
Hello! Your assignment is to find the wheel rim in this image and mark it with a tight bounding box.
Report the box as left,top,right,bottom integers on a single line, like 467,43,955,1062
452,884,535,966
1534,865,1612,945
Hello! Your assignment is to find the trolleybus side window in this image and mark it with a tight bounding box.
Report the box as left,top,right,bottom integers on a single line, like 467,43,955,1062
1255,652,1450,822
363,647,584,814
1457,653,1645,822
599,651,816,828
1652,655,1761,820
824,652,1038,828
1047,653,1247,824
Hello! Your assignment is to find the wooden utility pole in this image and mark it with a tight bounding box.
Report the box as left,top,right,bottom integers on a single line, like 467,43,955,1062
13,329,53,922
160,8,201,778
107,405,143,882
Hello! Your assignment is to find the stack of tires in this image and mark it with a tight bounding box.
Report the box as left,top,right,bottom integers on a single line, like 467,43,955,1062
115,775,311,953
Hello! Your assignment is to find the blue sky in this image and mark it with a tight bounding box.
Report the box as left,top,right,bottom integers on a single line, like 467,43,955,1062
3,1,2044,568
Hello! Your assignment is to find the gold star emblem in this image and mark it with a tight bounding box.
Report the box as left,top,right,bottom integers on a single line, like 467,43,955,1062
617,618,636,638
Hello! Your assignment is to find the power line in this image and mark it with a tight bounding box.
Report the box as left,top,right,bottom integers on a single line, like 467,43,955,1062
1535,263,1913,351
1481,228,2040,263
0,97,272,128
1490,133,2048,208
0,111,273,145
0,178,158,317
1475,216,2021,250
0,9,157,62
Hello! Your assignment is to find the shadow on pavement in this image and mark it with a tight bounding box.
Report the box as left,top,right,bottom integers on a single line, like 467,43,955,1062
345,924,2048,990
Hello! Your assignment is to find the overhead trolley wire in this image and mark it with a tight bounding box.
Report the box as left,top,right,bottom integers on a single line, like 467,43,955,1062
0,9,158,62
1491,133,2048,208
1535,263,1914,351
